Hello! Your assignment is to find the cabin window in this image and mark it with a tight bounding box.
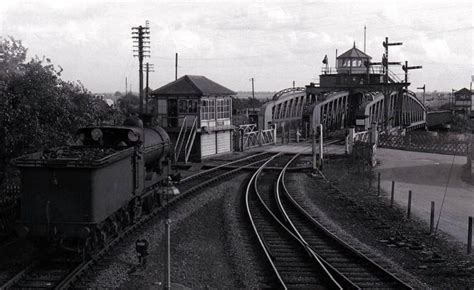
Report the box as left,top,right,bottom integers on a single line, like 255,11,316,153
216,98,231,119
201,99,216,121
225,99,231,118
179,99,198,114
179,100,187,113
201,99,209,120
209,99,216,120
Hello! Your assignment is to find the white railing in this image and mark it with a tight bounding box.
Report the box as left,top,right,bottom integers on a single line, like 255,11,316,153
174,116,188,162
239,124,257,134
243,128,276,149
354,130,370,143
184,117,198,164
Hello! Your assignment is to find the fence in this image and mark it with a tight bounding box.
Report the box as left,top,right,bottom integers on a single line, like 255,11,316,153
378,133,469,156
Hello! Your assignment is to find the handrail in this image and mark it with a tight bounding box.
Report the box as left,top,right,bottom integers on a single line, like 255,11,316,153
184,117,197,164
388,69,402,83
174,116,187,162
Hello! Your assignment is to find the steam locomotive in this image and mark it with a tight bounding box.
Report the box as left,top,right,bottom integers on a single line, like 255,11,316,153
14,117,172,252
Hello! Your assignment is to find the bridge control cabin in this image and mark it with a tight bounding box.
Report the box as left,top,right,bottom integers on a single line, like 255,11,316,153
304,43,425,132
151,75,235,163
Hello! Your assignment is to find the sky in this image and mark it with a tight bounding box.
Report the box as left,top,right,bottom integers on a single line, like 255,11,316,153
0,0,473,94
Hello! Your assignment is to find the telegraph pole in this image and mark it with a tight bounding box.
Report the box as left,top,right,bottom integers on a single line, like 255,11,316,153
125,77,128,95
132,21,151,114
145,62,155,113
382,37,402,130
364,25,366,53
250,77,255,113
175,53,178,80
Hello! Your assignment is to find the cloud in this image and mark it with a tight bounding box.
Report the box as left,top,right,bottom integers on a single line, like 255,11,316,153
0,0,471,92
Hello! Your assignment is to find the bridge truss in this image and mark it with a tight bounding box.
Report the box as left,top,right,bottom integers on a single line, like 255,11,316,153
259,84,427,133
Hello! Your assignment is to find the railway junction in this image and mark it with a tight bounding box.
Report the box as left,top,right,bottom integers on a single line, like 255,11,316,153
0,41,473,289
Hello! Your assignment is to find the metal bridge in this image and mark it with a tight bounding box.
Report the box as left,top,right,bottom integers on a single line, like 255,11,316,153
254,42,457,134
258,86,429,133
258,87,309,130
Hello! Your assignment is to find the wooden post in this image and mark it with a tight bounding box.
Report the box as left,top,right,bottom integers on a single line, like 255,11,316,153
390,180,395,205
407,190,412,219
312,128,317,171
319,124,324,169
377,172,381,196
164,218,171,289
239,129,244,151
430,201,435,235
468,216,472,254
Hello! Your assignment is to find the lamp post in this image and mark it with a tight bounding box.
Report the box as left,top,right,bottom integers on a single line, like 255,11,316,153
159,171,180,290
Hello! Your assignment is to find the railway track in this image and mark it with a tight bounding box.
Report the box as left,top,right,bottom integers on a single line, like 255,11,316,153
245,153,341,289
177,151,275,193
0,151,278,289
276,154,413,289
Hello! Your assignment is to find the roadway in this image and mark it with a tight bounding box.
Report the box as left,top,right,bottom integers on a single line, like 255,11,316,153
248,142,473,245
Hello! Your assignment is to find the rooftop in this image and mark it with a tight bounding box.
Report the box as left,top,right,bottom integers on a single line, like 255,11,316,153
337,43,372,59
151,75,236,96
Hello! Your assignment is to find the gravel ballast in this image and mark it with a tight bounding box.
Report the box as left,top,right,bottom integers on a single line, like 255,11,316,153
85,173,250,288
295,157,474,289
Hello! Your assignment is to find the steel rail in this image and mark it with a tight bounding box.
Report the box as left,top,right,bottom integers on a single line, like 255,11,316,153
276,157,413,289
181,151,271,183
275,154,359,289
1,152,279,289
245,153,342,289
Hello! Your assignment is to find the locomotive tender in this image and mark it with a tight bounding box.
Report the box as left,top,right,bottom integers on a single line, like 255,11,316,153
14,118,171,251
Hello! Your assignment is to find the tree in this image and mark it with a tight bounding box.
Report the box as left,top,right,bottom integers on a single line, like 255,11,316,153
0,36,122,184
117,93,140,115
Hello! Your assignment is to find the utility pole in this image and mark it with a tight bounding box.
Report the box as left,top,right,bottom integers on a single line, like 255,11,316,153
417,84,426,106
145,62,155,113
125,77,128,95
175,53,178,80
132,21,151,115
250,77,255,113
451,88,455,110
382,37,402,130
364,25,366,53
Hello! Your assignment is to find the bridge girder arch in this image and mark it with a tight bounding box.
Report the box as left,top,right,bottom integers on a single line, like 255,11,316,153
258,87,309,129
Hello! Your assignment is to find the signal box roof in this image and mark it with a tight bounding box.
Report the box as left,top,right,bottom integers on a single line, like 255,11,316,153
151,75,236,96
454,88,472,95
337,43,371,59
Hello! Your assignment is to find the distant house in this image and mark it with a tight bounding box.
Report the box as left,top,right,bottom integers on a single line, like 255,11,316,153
453,88,473,116
150,75,236,162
